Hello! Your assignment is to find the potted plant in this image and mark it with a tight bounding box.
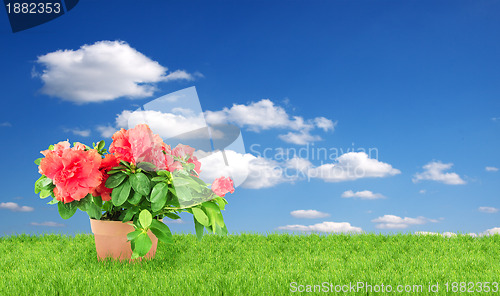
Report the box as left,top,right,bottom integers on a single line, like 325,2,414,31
34,124,235,260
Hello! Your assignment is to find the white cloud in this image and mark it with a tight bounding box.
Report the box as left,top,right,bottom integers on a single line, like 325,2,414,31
413,161,466,185
197,150,292,189
478,206,499,214
0,122,11,127
314,117,336,132
31,221,64,227
307,152,401,182
205,99,334,145
116,109,206,140
205,99,290,131
277,221,362,233
419,189,426,194
35,40,194,103
372,215,438,229
286,157,312,172
341,190,386,200
492,117,500,122
198,151,400,190
279,131,321,145
290,210,330,219
96,125,117,138
485,166,499,172
163,69,193,81
482,227,500,236
64,128,90,137
414,231,458,237
0,202,34,212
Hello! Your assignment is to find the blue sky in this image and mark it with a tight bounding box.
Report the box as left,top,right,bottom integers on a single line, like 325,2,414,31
0,0,499,236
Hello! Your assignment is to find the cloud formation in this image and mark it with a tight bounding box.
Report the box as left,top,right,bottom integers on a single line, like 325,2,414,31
372,214,438,229
482,227,500,236
64,128,90,137
485,166,499,172
0,202,34,212
290,210,330,219
197,150,293,189
31,221,64,227
307,152,401,182
413,161,466,185
277,221,362,233
205,99,335,145
341,190,386,200
478,206,499,214
35,41,194,103
96,125,117,138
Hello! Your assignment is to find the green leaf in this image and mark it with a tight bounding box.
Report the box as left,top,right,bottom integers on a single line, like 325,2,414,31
203,202,225,230
119,160,131,168
121,207,138,222
139,209,152,228
34,158,42,165
150,220,174,244
151,176,167,182
107,169,123,175
47,197,58,205
111,180,131,206
157,170,171,177
39,177,52,187
94,195,103,208
57,202,77,219
194,217,204,241
86,199,102,220
129,191,143,205
221,224,228,235
184,162,195,171
97,140,105,151
175,186,192,203
129,172,151,196
192,207,210,227
164,212,181,220
213,196,228,211
132,232,152,258
34,175,44,194
151,183,168,212
126,229,142,241
105,172,128,189
39,189,52,199
137,162,157,171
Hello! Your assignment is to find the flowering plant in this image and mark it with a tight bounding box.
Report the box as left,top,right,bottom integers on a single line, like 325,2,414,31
34,124,234,259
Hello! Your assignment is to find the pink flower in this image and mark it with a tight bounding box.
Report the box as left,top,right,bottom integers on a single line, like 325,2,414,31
73,142,87,151
161,143,178,172
92,154,120,201
40,140,70,157
109,129,134,163
128,124,166,170
110,124,167,170
211,177,234,197
187,155,202,175
39,148,102,203
173,144,195,159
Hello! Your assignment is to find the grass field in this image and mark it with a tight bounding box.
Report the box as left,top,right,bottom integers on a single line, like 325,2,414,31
0,233,499,295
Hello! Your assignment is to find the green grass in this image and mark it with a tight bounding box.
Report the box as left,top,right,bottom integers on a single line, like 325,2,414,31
0,233,499,295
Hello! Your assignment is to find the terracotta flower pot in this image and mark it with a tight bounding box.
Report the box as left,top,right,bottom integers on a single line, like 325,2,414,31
90,219,158,261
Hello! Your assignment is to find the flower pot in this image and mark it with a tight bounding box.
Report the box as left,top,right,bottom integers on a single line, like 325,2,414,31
89,219,158,261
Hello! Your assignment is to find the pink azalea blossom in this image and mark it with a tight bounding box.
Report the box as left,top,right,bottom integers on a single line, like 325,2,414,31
211,177,234,197
39,148,102,203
